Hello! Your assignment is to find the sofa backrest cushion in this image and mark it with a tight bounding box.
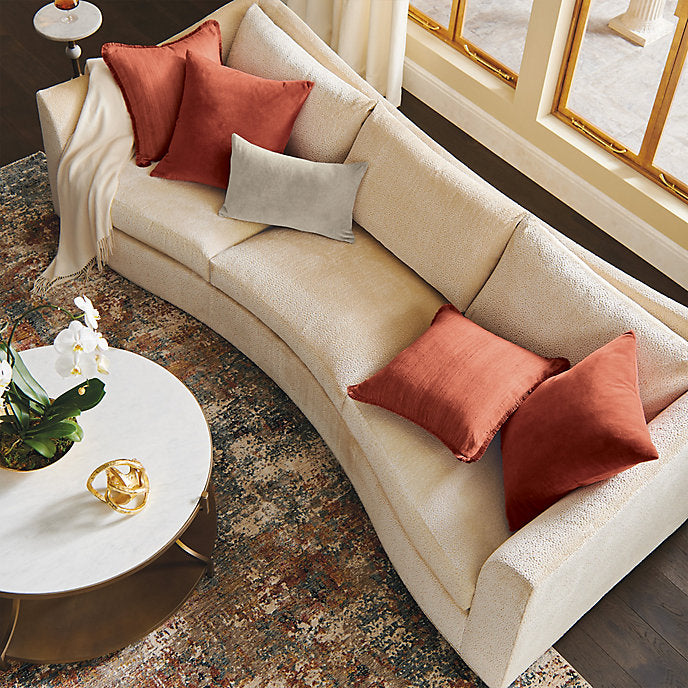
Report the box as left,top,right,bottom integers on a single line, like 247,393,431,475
227,3,375,163
465,216,688,420
345,104,527,311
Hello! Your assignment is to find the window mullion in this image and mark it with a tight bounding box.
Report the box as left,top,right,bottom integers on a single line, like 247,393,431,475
638,6,688,166
452,0,466,42
554,0,591,114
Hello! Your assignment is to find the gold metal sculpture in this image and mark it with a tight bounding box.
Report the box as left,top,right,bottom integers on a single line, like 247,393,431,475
87,459,150,514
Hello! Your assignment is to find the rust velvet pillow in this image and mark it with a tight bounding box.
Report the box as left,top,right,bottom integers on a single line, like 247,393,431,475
501,331,659,531
151,52,314,190
347,304,570,462
102,20,223,167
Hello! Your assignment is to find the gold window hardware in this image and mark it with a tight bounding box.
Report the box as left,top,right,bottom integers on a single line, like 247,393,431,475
463,43,515,83
570,119,627,154
660,173,688,201
409,8,441,31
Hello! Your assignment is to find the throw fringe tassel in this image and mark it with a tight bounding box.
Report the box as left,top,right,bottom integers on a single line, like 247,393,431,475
96,232,114,270
31,258,97,300
31,234,113,299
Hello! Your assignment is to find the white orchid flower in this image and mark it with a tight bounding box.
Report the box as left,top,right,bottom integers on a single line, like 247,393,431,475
94,331,110,374
55,350,98,378
54,321,99,378
95,353,110,375
95,331,108,353
74,295,100,330
54,321,98,355
0,360,12,398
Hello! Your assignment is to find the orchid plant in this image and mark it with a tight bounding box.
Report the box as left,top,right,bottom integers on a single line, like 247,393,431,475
0,296,109,470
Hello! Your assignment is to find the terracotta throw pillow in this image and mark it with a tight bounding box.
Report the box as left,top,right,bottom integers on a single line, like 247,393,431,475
501,331,659,531
102,20,223,167
151,52,314,189
347,304,570,462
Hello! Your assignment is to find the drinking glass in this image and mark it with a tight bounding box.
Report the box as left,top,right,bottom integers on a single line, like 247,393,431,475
54,0,80,23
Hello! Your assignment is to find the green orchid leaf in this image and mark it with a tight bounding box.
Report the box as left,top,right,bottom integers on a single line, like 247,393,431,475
0,344,49,408
5,393,30,430
64,421,84,443
22,437,56,459
0,400,23,435
45,405,82,423
25,420,82,440
50,379,105,415
4,386,46,418
0,419,20,435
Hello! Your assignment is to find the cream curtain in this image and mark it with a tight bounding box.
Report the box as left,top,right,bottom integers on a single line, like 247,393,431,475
286,0,409,106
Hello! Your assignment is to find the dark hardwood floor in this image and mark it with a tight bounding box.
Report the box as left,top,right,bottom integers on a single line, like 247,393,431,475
1,2,686,687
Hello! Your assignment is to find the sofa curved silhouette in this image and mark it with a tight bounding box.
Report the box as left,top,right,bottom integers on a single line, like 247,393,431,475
36,2,688,686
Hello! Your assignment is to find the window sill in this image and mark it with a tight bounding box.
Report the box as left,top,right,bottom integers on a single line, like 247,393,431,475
403,19,688,288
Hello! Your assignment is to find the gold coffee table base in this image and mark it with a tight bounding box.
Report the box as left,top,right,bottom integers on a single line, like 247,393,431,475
0,486,216,665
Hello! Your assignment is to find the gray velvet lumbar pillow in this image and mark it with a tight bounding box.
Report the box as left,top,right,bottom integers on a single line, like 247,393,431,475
220,134,368,243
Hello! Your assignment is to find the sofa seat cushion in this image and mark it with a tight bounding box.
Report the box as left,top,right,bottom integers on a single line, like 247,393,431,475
209,225,509,611
112,159,268,280
209,225,446,406
342,400,512,613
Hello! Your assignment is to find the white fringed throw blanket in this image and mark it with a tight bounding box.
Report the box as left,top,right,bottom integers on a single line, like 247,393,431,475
34,58,134,297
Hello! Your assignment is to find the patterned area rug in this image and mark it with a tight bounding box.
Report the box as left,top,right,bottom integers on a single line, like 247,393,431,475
0,153,589,688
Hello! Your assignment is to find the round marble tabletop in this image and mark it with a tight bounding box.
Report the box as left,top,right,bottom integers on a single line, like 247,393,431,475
33,1,102,43
0,347,212,597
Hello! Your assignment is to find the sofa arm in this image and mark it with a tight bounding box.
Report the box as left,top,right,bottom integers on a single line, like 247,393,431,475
36,76,89,216
459,391,688,688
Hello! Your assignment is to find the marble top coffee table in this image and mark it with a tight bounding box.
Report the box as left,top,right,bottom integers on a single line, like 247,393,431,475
0,347,215,664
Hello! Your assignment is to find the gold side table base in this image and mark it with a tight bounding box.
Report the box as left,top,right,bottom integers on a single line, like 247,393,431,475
175,491,214,576
0,599,20,669
0,486,216,666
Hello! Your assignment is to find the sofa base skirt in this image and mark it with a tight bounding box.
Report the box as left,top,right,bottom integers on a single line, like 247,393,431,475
107,229,470,655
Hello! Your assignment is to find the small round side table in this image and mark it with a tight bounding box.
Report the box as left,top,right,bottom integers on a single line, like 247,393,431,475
0,348,216,665
33,2,102,78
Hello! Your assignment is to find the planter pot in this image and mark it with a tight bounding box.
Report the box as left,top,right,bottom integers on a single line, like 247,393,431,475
0,436,74,472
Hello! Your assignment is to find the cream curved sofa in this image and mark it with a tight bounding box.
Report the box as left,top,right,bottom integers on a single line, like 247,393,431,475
36,1,688,686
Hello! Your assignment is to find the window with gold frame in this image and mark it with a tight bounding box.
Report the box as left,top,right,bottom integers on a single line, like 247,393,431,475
553,0,688,204
408,1,534,86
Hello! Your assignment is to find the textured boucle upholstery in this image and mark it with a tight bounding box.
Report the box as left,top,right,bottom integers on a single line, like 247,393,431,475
209,225,509,612
555,229,688,341
36,1,688,686
36,76,89,215
466,217,688,421
108,228,471,647
111,159,267,280
163,0,255,63
345,104,527,311
341,400,511,612
209,225,445,406
461,390,688,688
227,4,375,163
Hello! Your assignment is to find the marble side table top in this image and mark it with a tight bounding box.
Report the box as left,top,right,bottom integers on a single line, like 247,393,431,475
33,1,102,43
0,347,212,597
